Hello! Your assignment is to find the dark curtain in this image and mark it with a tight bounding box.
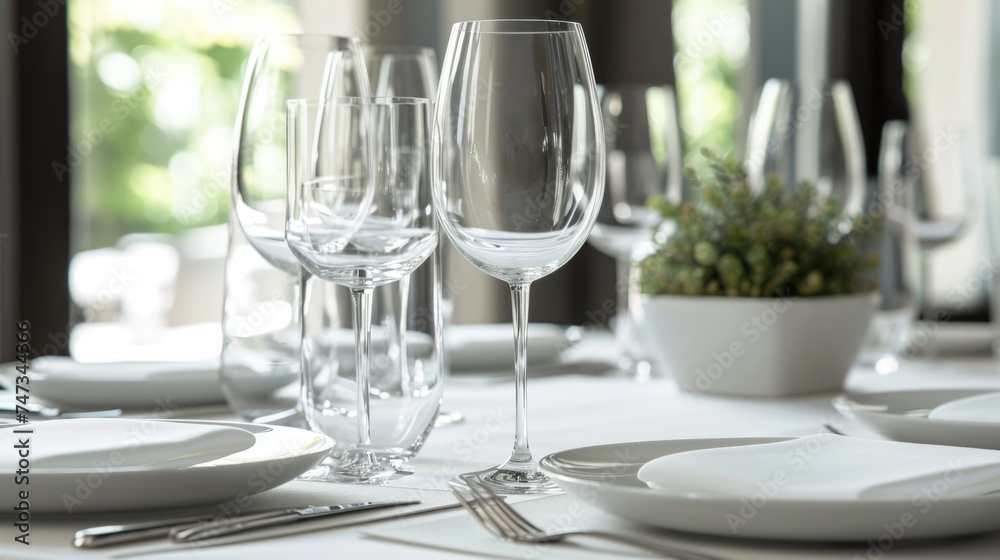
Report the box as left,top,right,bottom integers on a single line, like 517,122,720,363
828,0,910,175
0,1,71,360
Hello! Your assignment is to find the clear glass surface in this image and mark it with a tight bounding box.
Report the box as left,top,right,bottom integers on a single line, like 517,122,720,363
222,34,367,424
857,121,920,374
589,84,682,376
432,19,605,494
287,98,438,482
744,80,866,216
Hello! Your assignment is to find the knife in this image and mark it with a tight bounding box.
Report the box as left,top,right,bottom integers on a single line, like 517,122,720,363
171,499,421,542
74,514,224,548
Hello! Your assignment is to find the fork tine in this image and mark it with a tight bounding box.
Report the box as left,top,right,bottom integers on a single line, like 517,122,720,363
455,478,530,540
462,476,543,536
448,479,509,539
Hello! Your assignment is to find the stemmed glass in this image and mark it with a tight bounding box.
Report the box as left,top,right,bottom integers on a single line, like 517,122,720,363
744,79,866,216
286,97,437,481
589,84,682,377
432,20,605,494
224,35,368,424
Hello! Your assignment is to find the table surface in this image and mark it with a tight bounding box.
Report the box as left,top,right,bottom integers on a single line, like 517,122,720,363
5,340,1000,559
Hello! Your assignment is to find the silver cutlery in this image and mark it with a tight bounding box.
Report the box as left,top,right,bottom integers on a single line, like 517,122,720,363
74,500,418,548
74,514,229,548
449,476,722,560
171,499,421,542
0,402,122,418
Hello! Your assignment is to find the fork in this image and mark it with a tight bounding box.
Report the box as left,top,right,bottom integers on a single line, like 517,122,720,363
448,475,722,560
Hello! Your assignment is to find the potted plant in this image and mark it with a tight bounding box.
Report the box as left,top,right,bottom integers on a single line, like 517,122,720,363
637,150,880,397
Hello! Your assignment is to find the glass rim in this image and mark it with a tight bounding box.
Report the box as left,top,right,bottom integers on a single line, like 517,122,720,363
364,44,436,56
254,33,360,48
287,97,432,107
452,19,583,35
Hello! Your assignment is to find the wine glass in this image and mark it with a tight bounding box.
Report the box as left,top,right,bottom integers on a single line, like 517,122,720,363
589,84,682,377
432,19,605,494
286,97,437,482
744,79,866,216
224,35,369,424
361,45,462,427
857,120,920,374
365,45,438,99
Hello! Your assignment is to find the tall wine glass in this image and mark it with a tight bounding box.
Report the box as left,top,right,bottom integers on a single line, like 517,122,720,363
225,35,368,424
365,45,438,98
362,45,454,424
744,80,866,216
235,35,368,273
589,84,682,377
287,98,437,482
432,20,605,494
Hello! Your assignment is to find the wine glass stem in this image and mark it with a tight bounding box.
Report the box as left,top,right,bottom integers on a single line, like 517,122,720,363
614,257,632,359
297,269,315,428
351,287,374,448
394,274,411,393
509,281,532,463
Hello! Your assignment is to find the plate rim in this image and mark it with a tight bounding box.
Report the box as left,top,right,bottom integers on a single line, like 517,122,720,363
834,389,1000,429
539,437,1000,506
0,419,335,475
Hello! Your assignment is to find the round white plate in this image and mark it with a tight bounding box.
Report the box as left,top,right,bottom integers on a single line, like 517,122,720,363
539,438,1000,541
1,359,226,410
0,420,334,513
833,389,1000,449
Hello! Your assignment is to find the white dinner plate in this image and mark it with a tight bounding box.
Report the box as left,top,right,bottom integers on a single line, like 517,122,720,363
0,420,334,513
446,323,572,373
1,358,227,410
833,389,1000,449
539,438,1000,541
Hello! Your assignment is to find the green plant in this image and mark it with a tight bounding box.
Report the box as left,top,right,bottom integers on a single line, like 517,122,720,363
639,149,880,298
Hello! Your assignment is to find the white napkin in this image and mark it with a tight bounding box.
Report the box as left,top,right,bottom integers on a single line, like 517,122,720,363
445,323,569,372
0,419,256,470
637,434,1000,500
928,392,1000,423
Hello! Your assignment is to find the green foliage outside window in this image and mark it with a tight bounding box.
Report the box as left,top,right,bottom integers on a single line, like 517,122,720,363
69,0,299,250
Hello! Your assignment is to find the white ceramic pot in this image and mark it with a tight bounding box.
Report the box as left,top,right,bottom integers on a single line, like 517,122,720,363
640,292,878,397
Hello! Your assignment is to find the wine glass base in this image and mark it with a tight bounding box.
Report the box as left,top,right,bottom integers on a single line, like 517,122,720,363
462,464,562,495
297,450,413,484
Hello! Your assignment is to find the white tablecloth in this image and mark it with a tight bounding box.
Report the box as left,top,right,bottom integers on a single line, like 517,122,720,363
5,351,1000,559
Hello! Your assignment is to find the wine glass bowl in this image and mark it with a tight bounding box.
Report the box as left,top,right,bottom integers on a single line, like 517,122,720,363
589,84,682,260
744,79,866,216
287,97,438,482
432,19,605,493
235,35,368,275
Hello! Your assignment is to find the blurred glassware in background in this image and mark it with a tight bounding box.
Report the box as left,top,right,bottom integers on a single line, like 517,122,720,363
744,79,866,217
857,121,920,375
221,34,367,425
589,84,682,378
